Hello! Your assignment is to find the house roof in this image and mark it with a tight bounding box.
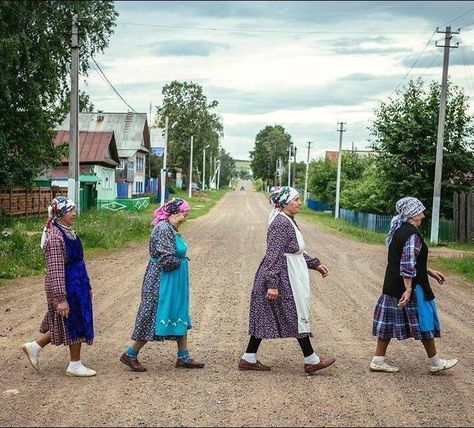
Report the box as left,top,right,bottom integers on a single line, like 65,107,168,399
54,130,120,167
57,112,150,158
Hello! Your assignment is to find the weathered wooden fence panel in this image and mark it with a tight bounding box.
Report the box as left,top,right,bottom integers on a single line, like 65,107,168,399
0,187,68,218
453,192,474,243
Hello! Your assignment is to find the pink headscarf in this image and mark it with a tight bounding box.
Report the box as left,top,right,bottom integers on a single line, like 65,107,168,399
152,198,191,226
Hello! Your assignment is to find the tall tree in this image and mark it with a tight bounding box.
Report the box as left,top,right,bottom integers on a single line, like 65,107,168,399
155,81,223,182
250,125,293,184
216,148,236,188
0,0,118,187
370,78,474,217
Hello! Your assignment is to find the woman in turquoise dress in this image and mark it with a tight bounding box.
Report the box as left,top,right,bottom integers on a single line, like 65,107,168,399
120,198,204,372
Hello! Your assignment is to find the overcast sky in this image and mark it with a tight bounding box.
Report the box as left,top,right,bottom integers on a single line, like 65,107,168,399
84,1,474,161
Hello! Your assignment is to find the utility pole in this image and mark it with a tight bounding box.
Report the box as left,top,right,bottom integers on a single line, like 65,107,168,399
148,101,152,191
160,116,169,206
188,135,194,198
202,144,209,190
292,146,297,188
304,141,312,205
335,122,346,218
430,26,459,244
287,143,292,186
68,14,80,213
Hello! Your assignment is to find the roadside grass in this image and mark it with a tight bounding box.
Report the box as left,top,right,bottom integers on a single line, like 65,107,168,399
299,206,474,283
0,189,227,282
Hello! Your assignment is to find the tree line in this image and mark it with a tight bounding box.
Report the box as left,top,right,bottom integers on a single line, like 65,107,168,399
0,1,234,190
250,78,474,219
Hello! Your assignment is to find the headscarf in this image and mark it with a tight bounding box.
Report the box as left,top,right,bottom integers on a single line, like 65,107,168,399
152,198,191,226
385,197,426,246
268,186,299,225
40,196,76,248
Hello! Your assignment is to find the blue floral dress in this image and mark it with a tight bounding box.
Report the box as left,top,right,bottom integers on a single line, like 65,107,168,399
131,220,192,341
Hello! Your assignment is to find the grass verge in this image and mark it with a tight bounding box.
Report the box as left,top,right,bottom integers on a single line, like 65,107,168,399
0,189,227,282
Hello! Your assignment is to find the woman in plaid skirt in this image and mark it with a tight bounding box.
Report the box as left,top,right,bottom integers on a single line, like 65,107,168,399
21,197,96,377
370,197,458,374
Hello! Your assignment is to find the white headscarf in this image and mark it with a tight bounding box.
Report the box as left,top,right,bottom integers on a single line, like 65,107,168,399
385,197,426,246
268,186,299,225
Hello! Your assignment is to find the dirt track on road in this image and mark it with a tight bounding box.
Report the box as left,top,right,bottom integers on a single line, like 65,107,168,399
1,188,473,427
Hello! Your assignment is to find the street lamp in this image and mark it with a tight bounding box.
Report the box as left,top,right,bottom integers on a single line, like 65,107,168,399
202,144,209,190
188,135,194,198
160,116,178,207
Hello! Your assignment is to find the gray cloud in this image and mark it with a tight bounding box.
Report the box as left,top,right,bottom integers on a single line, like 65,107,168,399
401,45,474,68
205,73,403,115
146,40,229,57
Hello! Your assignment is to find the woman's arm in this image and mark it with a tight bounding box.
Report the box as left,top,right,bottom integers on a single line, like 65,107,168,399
44,235,67,305
427,267,445,284
152,223,180,271
397,233,421,307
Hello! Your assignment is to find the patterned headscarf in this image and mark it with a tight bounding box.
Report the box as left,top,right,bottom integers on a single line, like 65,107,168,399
268,186,299,224
385,197,426,246
152,198,191,226
40,196,76,248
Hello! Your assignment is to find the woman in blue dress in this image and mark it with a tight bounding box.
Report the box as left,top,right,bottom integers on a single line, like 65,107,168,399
120,198,204,372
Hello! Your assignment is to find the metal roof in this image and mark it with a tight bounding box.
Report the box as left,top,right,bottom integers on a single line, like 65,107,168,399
57,112,150,158
54,130,119,167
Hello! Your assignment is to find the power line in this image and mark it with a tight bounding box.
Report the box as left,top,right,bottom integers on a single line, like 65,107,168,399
119,21,431,35
392,29,438,94
441,6,474,27
90,57,136,112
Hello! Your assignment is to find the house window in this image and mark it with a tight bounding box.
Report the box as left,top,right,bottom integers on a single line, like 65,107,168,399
117,159,125,170
136,156,144,173
136,181,143,193
128,160,134,171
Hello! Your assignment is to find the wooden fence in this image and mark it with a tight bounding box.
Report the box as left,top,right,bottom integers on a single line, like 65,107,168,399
0,187,68,217
453,191,474,243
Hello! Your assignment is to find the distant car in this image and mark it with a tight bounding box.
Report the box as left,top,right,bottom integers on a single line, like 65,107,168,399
191,182,201,191
240,185,245,191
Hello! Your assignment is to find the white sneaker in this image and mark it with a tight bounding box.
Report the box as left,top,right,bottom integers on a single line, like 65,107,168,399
21,342,39,371
429,358,458,374
369,360,400,373
66,365,97,377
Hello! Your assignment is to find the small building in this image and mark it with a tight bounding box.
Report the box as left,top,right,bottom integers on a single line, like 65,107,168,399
325,149,374,163
51,130,120,209
58,112,151,198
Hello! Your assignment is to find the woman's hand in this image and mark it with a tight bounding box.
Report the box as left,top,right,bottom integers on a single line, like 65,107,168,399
266,288,279,300
57,301,70,318
316,264,329,278
428,268,445,284
397,288,412,308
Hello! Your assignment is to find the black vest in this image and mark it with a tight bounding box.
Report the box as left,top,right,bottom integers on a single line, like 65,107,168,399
382,222,434,301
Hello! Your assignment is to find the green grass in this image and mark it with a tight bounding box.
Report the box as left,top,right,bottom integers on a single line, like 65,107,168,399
0,189,228,282
298,207,387,245
430,256,474,282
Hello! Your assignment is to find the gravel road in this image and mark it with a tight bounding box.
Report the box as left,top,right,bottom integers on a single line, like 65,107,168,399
1,187,473,427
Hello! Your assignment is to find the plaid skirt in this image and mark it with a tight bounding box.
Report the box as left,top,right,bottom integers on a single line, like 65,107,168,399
372,293,441,340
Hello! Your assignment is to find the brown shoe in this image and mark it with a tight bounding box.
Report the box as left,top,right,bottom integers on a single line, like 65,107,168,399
175,357,205,369
238,358,271,371
120,353,147,372
304,356,336,374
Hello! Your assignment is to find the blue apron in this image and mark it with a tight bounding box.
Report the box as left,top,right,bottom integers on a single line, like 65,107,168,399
56,222,94,342
154,233,191,337
414,284,440,333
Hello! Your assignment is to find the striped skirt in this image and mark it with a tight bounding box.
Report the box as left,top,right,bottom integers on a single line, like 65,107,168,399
372,292,441,340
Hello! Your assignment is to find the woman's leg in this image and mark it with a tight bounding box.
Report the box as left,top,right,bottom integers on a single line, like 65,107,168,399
421,338,458,373
421,338,436,358
66,342,96,376
36,331,51,348
375,338,391,356
120,340,148,372
238,336,270,370
22,331,51,370
370,338,399,372
175,335,204,368
69,342,81,361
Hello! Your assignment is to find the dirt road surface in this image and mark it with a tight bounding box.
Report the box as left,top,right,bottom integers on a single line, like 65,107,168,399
1,188,473,427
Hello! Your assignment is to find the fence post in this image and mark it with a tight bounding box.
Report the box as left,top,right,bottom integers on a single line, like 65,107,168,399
453,192,459,241
460,192,466,242
468,192,474,243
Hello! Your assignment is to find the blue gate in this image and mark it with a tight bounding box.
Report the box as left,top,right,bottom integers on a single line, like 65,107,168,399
117,182,128,198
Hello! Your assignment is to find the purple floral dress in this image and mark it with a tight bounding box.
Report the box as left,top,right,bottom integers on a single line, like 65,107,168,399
248,213,321,339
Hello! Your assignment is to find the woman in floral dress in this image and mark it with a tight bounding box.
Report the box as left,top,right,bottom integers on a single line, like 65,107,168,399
120,198,204,372
239,186,336,375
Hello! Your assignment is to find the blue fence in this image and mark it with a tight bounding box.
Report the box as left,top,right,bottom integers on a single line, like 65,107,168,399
307,199,331,212
116,182,128,199
340,208,392,233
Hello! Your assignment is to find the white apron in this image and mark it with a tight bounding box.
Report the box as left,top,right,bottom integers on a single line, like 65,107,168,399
279,212,311,334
